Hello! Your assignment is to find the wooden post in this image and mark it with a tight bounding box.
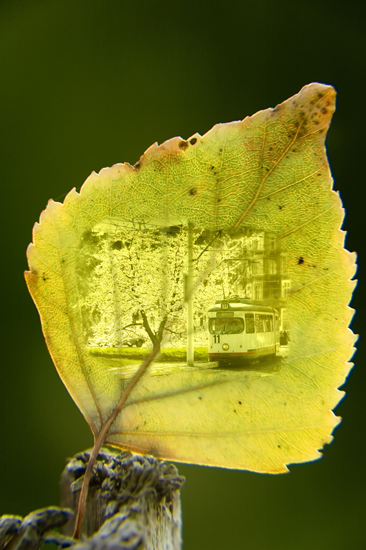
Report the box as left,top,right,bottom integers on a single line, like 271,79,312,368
60,448,185,550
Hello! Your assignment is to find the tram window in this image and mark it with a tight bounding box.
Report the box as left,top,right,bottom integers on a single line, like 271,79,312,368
255,314,269,333
245,313,255,333
255,314,262,333
209,317,244,334
268,315,274,332
264,315,271,332
260,316,265,332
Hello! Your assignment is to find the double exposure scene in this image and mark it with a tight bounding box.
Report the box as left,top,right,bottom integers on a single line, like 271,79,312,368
77,219,291,368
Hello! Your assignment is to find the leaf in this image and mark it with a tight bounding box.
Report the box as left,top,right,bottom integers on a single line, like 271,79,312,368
25,83,356,474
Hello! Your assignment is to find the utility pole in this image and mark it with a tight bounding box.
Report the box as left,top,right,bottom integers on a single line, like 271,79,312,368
186,222,194,366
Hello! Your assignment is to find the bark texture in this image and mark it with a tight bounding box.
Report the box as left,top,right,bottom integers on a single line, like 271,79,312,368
61,449,185,550
0,449,184,550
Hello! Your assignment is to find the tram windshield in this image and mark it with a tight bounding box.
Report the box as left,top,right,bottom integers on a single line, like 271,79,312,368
209,317,244,335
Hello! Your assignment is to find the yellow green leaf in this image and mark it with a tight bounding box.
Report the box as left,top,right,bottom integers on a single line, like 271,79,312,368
25,83,356,473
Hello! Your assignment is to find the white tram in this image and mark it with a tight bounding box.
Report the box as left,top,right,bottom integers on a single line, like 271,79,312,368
208,298,280,361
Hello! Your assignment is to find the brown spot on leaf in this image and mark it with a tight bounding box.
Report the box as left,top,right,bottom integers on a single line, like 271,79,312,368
190,137,197,145
189,187,197,196
297,124,308,138
179,140,188,150
134,161,141,169
298,257,304,265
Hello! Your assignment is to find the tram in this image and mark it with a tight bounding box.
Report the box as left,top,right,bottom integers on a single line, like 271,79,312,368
208,297,280,362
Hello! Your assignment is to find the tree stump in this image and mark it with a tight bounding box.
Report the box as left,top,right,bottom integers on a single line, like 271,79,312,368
0,449,184,550
60,448,185,550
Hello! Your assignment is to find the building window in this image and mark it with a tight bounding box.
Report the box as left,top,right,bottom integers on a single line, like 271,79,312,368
267,258,277,274
254,282,263,300
252,232,264,251
268,236,276,250
282,280,291,297
252,258,263,275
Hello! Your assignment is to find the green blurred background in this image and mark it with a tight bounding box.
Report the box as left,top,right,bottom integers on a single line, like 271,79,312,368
0,1,364,548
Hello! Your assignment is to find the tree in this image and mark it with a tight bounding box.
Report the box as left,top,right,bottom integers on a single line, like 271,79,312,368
77,220,249,351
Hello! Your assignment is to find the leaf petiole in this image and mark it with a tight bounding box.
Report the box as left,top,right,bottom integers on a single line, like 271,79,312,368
72,340,162,539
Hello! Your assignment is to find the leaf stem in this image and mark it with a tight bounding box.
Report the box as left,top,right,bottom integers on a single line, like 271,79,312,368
72,341,162,539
